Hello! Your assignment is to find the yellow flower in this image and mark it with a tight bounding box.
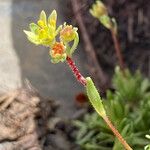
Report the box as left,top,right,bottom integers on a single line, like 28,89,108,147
50,42,67,63
24,10,80,63
90,1,107,19
24,10,62,47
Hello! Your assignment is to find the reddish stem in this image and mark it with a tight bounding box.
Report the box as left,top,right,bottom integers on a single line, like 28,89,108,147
66,56,87,86
66,57,132,150
111,30,125,74
103,116,132,150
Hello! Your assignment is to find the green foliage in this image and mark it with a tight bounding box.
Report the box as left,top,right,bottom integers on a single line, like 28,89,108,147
113,67,150,103
74,67,150,150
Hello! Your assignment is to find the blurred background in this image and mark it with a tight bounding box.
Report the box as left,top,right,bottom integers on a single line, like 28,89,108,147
0,0,150,149
0,0,149,122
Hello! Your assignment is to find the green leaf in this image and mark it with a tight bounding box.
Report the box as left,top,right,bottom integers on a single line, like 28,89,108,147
86,77,106,117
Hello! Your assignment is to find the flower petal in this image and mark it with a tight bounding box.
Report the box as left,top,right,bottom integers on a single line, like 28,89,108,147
29,23,40,34
48,10,57,28
39,10,47,25
24,30,40,45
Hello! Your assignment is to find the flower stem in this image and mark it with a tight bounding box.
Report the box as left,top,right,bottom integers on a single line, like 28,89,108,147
102,115,132,150
111,30,125,75
66,56,87,86
66,56,132,150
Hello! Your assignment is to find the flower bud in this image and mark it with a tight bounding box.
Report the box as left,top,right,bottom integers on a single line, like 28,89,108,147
50,42,67,63
60,25,77,42
90,1,107,19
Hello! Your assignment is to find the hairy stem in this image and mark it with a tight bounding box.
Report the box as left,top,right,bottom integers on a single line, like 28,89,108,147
66,57,87,86
111,30,125,74
102,115,132,150
66,57,132,150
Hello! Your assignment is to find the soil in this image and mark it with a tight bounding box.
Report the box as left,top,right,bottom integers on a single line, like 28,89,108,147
67,0,150,78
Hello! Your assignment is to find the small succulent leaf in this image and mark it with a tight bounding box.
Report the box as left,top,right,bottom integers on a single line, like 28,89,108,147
146,135,150,140
121,124,133,137
112,99,124,120
78,130,96,145
132,137,150,145
141,79,150,93
85,77,106,117
77,126,88,141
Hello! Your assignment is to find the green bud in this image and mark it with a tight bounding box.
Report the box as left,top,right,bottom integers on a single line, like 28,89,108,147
99,15,112,30
90,1,108,19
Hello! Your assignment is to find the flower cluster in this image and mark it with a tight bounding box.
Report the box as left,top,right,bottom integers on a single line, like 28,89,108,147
90,1,117,34
24,10,79,63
